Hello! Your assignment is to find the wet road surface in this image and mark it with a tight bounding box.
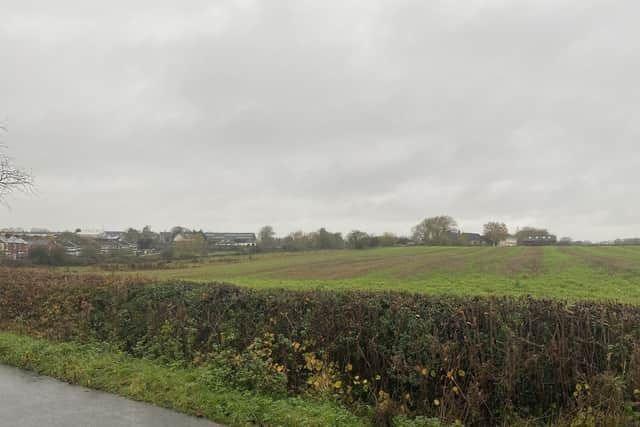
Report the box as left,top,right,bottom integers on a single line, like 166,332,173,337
0,364,222,427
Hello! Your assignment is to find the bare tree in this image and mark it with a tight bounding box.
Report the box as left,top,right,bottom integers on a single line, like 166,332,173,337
412,215,458,245
346,230,371,249
258,225,277,249
0,126,33,203
483,222,509,246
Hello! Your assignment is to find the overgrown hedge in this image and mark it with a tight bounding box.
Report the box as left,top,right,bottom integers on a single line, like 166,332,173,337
2,268,640,426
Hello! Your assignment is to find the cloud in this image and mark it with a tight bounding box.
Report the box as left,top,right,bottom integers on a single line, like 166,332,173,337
0,0,638,240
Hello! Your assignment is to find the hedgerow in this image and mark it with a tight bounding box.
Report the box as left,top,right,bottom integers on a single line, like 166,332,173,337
1,268,640,426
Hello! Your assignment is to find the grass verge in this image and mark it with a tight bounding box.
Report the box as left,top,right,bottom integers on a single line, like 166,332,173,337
0,331,366,427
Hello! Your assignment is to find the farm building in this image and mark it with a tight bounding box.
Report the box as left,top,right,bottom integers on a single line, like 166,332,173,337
204,232,257,248
76,229,103,238
460,232,488,246
519,234,557,246
97,231,136,255
62,241,82,257
99,231,126,241
499,236,518,247
173,233,196,243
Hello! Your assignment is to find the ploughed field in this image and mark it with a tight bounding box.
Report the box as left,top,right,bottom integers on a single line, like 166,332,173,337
115,245,640,302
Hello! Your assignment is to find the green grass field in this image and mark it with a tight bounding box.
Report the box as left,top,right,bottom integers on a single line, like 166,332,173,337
102,245,640,303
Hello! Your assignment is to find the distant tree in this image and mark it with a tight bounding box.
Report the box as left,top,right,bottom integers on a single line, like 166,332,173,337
28,246,50,265
396,236,411,245
170,226,190,238
138,225,157,250
483,222,509,246
378,232,399,247
29,244,68,266
558,237,573,246
312,228,345,250
0,125,33,204
161,245,174,260
49,245,68,265
312,228,329,249
259,225,275,241
58,231,82,244
516,227,551,243
346,230,371,249
80,244,100,262
279,228,345,251
282,230,309,251
123,228,141,244
258,225,276,249
173,232,206,258
412,216,458,245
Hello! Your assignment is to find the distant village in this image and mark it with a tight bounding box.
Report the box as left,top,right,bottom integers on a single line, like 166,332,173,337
0,222,637,265
0,227,257,263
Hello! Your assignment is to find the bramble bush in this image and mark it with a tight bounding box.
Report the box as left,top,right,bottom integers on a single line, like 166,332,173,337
2,268,640,425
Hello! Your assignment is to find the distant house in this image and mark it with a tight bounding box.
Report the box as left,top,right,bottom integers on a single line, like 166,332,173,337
62,241,82,257
204,232,257,248
499,236,518,247
99,231,125,241
460,233,488,246
0,236,29,260
97,231,136,255
76,229,104,238
173,233,194,243
614,238,640,246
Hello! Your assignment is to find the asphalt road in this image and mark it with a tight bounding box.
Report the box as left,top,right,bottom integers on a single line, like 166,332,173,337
0,364,222,427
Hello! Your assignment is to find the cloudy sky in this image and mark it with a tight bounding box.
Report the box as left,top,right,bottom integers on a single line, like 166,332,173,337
1,0,638,240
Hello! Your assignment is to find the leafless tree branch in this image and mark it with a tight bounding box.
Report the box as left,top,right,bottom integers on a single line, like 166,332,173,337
0,126,34,204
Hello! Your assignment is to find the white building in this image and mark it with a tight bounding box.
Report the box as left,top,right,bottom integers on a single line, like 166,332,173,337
499,236,518,247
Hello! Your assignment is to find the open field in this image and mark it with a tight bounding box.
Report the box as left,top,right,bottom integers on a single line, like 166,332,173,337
84,245,640,303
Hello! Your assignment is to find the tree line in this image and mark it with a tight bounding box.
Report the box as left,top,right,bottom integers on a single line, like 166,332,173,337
258,216,559,251
257,226,410,251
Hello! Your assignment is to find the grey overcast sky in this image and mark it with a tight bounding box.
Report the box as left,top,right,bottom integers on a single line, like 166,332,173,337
0,0,639,240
